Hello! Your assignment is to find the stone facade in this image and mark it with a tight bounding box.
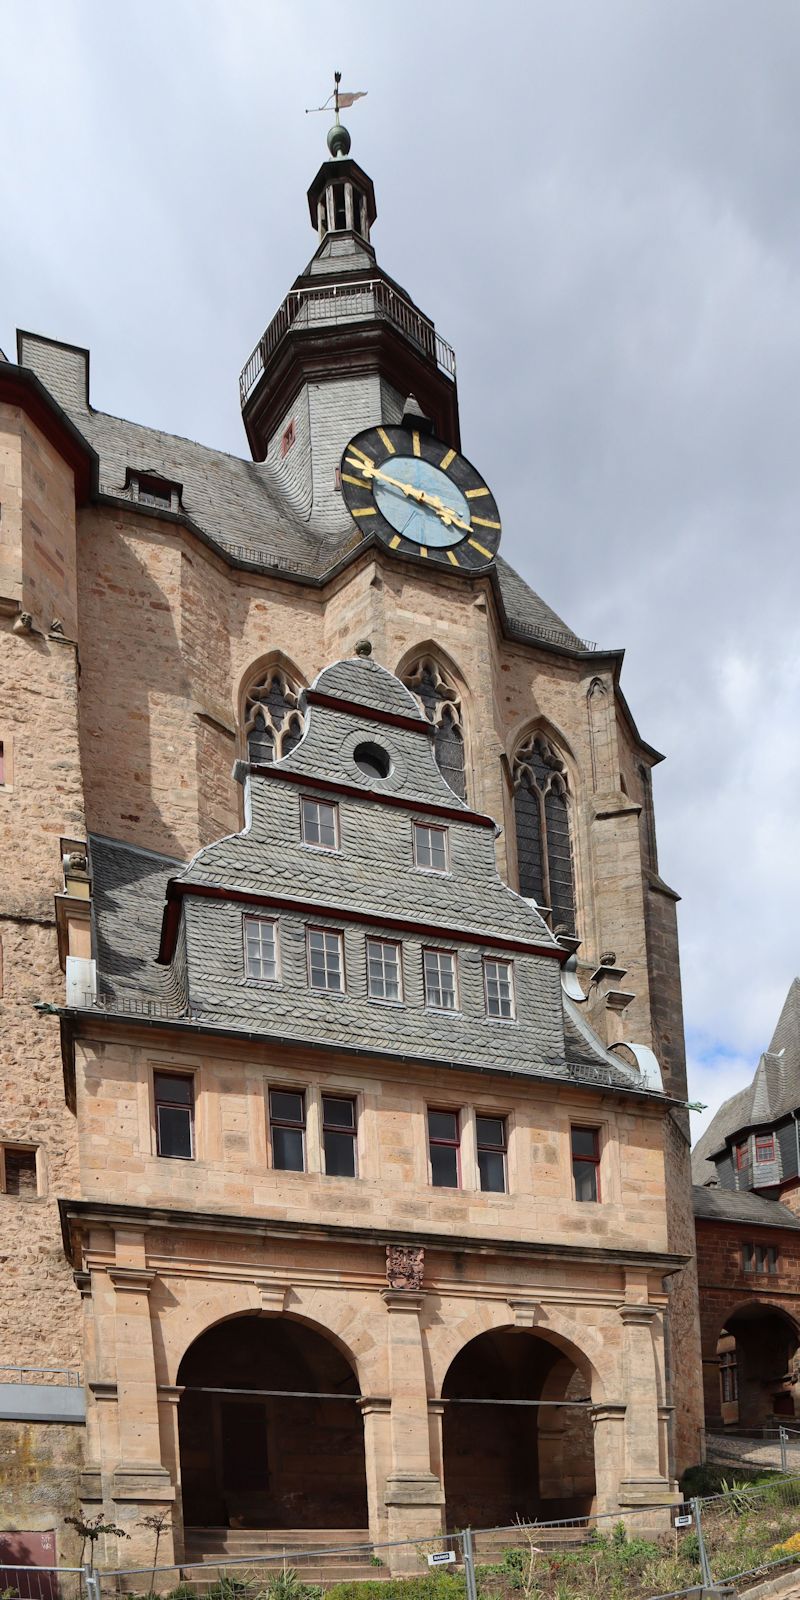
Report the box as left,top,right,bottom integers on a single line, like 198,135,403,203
0,125,703,1571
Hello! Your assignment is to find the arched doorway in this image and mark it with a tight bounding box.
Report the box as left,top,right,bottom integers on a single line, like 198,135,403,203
441,1328,595,1527
712,1304,800,1429
177,1316,368,1530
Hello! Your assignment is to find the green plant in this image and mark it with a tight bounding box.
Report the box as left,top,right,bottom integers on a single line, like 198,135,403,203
206,1580,252,1600
369,1556,384,1568
138,1508,172,1598
65,1513,130,1570
166,1587,199,1600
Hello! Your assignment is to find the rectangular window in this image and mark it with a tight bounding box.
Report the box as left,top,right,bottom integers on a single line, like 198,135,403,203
244,916,278,981
484,958,515,1020
428,1109,460,1188
270,1089,305,1172
742,1242,755,1273
476,1115,507,1193
301,797,339,850
322,1095,357,1178
720,1348,738,1404
571,1126,600,1202
154,1072,194,1160
423,948,458,1011
413,823,449,873
366,938,402,1002
1,1145,38,1196
755,1243,779,1274
755,1134,775,1163
307,928,345,992
735,1140,750,1170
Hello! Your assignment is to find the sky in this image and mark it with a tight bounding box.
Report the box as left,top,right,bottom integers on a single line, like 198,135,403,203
3,0,799,1144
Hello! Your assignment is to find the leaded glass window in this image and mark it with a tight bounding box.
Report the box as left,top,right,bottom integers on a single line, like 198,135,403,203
244,668,304,763
513,733,575,934
402,657,467,800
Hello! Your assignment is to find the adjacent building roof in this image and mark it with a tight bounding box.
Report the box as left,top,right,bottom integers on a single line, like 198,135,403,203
692,1183,800,1231
691,979,800,1183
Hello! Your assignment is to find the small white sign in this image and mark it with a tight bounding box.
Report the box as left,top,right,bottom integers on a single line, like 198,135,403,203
674,1514,693,1528
428,1552,457,1567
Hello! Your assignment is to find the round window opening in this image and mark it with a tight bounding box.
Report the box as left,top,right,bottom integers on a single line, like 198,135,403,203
354,741,392,781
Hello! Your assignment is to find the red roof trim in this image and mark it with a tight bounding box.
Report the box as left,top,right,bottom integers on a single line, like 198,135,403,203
157,878,565,966
247,763,496,828
304,688,433,736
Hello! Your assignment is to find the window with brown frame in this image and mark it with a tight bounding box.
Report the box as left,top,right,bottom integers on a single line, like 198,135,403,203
154,1073,194,1160
0,1145,38,1197
720,1348,738,1404
269,1089,305,1172
428,1109,460,1188
322,1095,357,1178
735,1140,750,1170
571,1126,601,1202
476,1115,507,1193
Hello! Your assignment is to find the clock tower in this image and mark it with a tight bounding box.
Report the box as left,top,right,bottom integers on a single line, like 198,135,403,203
239,112,461,535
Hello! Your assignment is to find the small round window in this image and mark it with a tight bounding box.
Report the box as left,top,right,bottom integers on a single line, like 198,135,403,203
354,741,392,780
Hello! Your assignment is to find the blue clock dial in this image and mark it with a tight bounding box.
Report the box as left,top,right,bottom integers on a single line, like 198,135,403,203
372,457,469,548
340,426,502,572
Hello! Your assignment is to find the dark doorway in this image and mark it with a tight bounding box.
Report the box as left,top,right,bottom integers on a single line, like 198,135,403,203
442,1327,595,1527
714,1305,800,1429
178,1316,368,1529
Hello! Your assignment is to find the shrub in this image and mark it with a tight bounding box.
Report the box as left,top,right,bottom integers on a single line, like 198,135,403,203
325,1576,466,1600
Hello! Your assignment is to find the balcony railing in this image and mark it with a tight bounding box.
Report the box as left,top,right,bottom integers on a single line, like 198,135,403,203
240,279,457,405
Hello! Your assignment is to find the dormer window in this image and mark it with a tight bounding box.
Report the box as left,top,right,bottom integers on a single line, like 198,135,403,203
126,469,179,511
735,1140,750,1171
301,797,339,850
755,1134,775,1163
414,823,448,874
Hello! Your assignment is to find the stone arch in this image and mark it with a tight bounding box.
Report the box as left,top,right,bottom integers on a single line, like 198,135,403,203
396,644,470,802
703,1298,800,1430
438,1318,599,1525
176,1308,368,1533
163,1286,374,1391
238,652,307,764
429,1304,608,1401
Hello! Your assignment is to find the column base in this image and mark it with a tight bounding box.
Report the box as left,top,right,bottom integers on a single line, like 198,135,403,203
111,1463,175,1502
385,1474,444,1569
618,1478,679,1507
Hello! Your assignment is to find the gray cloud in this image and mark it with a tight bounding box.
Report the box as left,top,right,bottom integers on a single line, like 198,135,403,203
3,0,798,1141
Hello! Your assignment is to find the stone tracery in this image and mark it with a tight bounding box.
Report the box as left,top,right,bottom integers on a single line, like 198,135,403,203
244,668,304,763
513,731,576,934
401,656,467,800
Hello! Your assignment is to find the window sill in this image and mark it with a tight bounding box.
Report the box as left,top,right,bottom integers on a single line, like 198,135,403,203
244,978,284,990
412,867,451,879
424,1006,462,1017
308,986,348,999
299,843,341,857
367,996,405,1008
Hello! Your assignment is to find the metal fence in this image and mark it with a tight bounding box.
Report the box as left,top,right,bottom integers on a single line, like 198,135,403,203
706,1424,800,1474
7,1479,800,1600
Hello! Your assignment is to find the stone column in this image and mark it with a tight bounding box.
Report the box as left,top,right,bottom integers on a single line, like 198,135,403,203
358,1397,392,1547
618,1304,674,1508
590,1403,626,1516
108,1247,174,1542
381,1289,444,1562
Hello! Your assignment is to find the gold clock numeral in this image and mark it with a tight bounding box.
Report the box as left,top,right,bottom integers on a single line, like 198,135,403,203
389,534,402,549
465,486,490,499
377,427,395,455
468,537,492,559
446,549,460,566
471,517,501,530
420,546,428,558
439,448,456,470
412,432,421,457
342,473,367,487
348,445,374,468
352,507,376,518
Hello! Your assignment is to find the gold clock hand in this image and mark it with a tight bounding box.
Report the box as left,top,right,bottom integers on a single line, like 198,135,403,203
346,458,471,527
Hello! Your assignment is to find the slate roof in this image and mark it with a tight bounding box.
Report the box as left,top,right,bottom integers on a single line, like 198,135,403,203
692,1183,800,1231
15,332,586,651
691,979,800,1183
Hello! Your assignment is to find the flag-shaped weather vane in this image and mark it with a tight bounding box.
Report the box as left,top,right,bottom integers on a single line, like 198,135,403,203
306,69,367,158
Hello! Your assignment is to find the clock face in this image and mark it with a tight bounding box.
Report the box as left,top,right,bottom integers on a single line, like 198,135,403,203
340,425,501,570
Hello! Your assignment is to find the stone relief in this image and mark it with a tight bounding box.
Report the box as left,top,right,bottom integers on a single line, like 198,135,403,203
386,1244,424,1290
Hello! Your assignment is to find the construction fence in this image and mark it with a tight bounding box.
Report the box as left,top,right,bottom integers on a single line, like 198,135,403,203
5,1477,800,1600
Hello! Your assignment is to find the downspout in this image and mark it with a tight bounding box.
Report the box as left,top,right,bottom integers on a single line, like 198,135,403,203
793,1109,800,1180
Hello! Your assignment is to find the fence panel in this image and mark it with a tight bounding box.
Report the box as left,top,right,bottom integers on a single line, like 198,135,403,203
699,1473,800,1587
0,1565,83,1600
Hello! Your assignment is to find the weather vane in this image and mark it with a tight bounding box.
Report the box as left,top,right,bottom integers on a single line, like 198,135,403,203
306,70,367,153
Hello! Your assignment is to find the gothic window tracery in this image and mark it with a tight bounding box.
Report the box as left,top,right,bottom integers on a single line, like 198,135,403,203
513,732,576,933
244,669,304,763
402,657,467,800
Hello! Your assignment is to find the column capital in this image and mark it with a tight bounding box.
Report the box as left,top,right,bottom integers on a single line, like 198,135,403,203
619,1302,659,1326
357,1395,392,1417
108,1267,156,1295
156,1385,185,1407
590,1402,626,1425
382,1289,425,1312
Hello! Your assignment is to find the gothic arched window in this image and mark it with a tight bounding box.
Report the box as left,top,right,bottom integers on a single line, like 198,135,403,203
513,733,575,934
244,669,304,764
402,657,467,800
